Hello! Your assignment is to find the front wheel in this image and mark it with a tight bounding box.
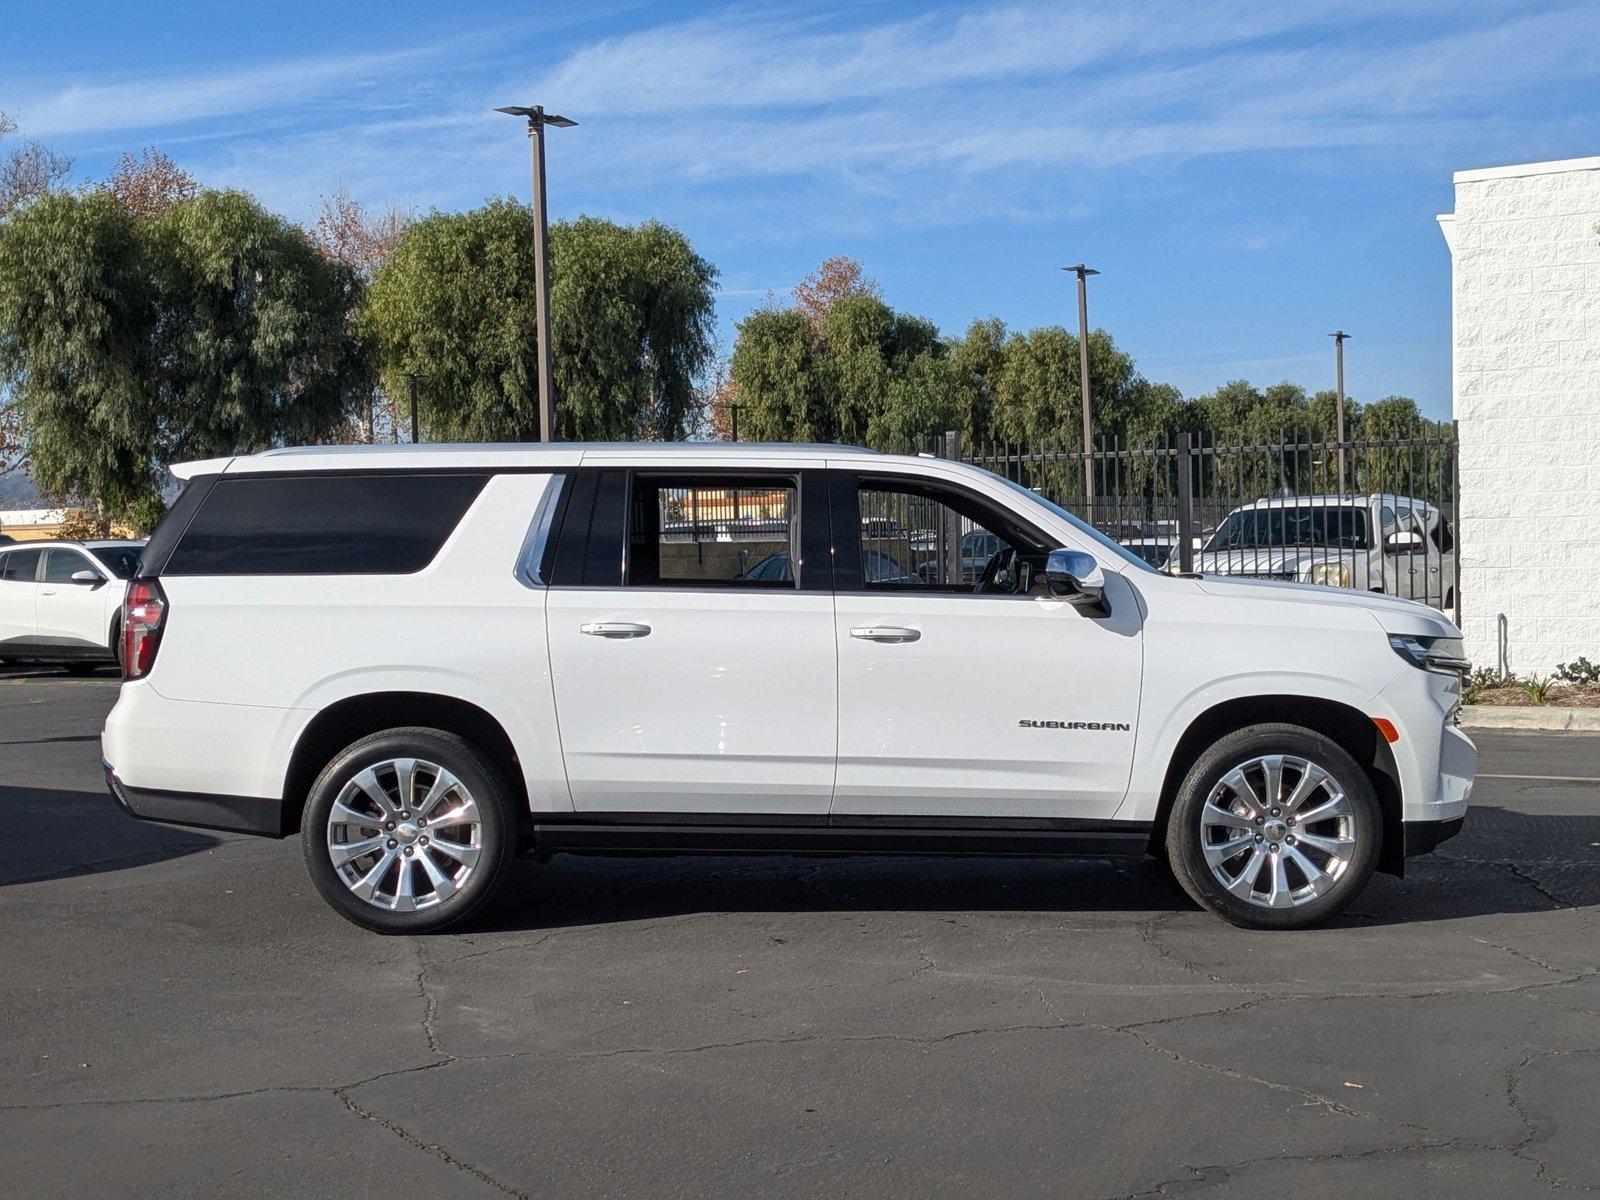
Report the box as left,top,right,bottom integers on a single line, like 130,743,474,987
301,728,518,933
1165,724,1380,929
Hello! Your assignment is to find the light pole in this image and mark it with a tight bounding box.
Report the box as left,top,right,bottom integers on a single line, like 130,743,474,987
496,104,576,443
1330,330,1350,494
1064,264,1100,518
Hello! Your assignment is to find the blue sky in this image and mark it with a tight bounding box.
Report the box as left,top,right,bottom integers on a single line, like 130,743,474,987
5,0,1599,418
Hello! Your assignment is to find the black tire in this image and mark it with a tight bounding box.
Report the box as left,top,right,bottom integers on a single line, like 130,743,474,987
1165,723,1381,930
301,727,518,934
63,662,102,677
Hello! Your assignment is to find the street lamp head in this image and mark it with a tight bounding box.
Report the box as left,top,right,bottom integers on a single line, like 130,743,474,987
1063,264,1100,277
1329,330,1351,340
495,105,577,128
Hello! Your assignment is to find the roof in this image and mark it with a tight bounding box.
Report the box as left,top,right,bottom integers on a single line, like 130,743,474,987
1452,155,1600,184
1232,493,1440,512
172,441,889,479
0,538,144,550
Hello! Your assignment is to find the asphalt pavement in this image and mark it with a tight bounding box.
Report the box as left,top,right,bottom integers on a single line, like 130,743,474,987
2,668,1597,1198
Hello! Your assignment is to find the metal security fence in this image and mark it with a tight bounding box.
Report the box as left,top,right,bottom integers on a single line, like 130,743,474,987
923,425,1460,621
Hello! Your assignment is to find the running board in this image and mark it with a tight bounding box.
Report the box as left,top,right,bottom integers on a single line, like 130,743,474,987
530,813,1153,859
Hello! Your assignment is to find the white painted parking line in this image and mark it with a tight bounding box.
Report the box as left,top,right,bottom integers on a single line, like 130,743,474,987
1479,773,1600,783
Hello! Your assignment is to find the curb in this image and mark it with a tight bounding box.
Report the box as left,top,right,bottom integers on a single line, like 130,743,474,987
1458,706,1600,732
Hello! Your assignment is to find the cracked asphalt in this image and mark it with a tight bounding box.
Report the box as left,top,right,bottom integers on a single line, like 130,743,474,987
2,672,1598,1198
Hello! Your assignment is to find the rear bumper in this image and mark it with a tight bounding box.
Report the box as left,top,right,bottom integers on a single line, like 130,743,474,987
105,764,290,838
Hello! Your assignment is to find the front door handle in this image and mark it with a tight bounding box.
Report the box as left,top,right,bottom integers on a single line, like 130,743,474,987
850,626,921,643
580,621,652,639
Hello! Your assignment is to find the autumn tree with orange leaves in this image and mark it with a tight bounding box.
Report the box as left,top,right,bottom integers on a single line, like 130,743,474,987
710,255,884,439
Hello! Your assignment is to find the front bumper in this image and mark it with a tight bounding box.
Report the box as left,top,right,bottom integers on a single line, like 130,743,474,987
105,764,290,837
1402,814,1465,857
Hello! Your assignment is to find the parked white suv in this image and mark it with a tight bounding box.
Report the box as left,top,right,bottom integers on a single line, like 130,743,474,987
102,444,1474,932
0,539,144,673
1191,494,1456,608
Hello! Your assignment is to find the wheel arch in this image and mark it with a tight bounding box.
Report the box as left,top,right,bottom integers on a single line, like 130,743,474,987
1150,694,1405,877
281,692,532,839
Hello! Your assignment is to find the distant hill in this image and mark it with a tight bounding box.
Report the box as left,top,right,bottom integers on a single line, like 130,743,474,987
0,470,44,510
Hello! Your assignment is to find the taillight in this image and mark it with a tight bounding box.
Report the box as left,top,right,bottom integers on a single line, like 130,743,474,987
122,579,167,681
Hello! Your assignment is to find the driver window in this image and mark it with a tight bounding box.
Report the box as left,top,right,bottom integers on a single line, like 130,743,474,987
42,550,93,584
856,481,1021,591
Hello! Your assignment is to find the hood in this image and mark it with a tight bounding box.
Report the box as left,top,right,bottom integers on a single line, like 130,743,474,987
1193,573,1459,637
1191,548,1310,577
1190,546,1357,577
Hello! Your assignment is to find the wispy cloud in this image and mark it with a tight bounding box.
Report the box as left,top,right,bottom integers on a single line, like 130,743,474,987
4,0,1598,236
13,47,432,138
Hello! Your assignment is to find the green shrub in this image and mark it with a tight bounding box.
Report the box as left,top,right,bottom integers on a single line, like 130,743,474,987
1554,656,1600,686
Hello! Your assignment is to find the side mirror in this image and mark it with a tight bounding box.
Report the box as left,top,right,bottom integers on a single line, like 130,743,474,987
1384,530,1423,554
69,569,104,588
1044,548,1106,609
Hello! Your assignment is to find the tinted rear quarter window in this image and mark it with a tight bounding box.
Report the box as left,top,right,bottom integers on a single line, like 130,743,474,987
162,472,490,576
89,546,143,579
1,549,41,581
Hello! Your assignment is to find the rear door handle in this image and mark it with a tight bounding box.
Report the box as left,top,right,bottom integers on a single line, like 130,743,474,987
850,626,920,643
580,621,651,639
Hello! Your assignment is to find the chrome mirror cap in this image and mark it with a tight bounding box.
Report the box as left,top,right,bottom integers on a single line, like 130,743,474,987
1044,548,1106,606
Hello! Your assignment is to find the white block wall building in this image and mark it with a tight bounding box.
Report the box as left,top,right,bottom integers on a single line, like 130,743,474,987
1438,156,1600,676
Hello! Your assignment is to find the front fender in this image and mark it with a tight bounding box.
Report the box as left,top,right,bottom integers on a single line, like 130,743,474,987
1116,670,1383,824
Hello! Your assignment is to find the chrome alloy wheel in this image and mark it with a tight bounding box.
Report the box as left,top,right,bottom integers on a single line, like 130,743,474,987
1199,754,1356,909
326,758,483,912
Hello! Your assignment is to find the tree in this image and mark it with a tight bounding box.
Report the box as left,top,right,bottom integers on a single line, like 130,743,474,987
309,186,413,442
550,216,717,440
728,284,956,449
310,186,411,273
0,187,369,528
724,308,830,441
149,189,369,460
0,112,73,478
948,317,1006,445
793,255,881,328
106,148,198,220
0,111,72,220
0,191,160,521
365,203,717,442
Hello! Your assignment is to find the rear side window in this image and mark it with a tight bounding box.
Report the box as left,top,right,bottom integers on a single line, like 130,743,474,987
1,548,41,581
162,472,490,576
628,475,798,588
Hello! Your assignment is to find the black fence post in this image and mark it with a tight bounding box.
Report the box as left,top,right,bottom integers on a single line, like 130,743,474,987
1177,431,1197,574
940,429,963,582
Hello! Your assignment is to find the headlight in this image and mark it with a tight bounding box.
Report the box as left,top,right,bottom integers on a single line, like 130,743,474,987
1388,633,1469,675
1306,562,1351,587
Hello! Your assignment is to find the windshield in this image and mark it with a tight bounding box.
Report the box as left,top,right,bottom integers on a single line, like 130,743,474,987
1205,506,1372,552
991,474,1160,574
88,545,142,579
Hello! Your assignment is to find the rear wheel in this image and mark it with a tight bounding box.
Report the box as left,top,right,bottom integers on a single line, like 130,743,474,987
301,728,518,934
1165,724,1380,929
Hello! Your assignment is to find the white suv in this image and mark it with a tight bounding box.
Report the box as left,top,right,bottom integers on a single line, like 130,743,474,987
1192,494,1456,607
102,444,1475,932
0,539,145,673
